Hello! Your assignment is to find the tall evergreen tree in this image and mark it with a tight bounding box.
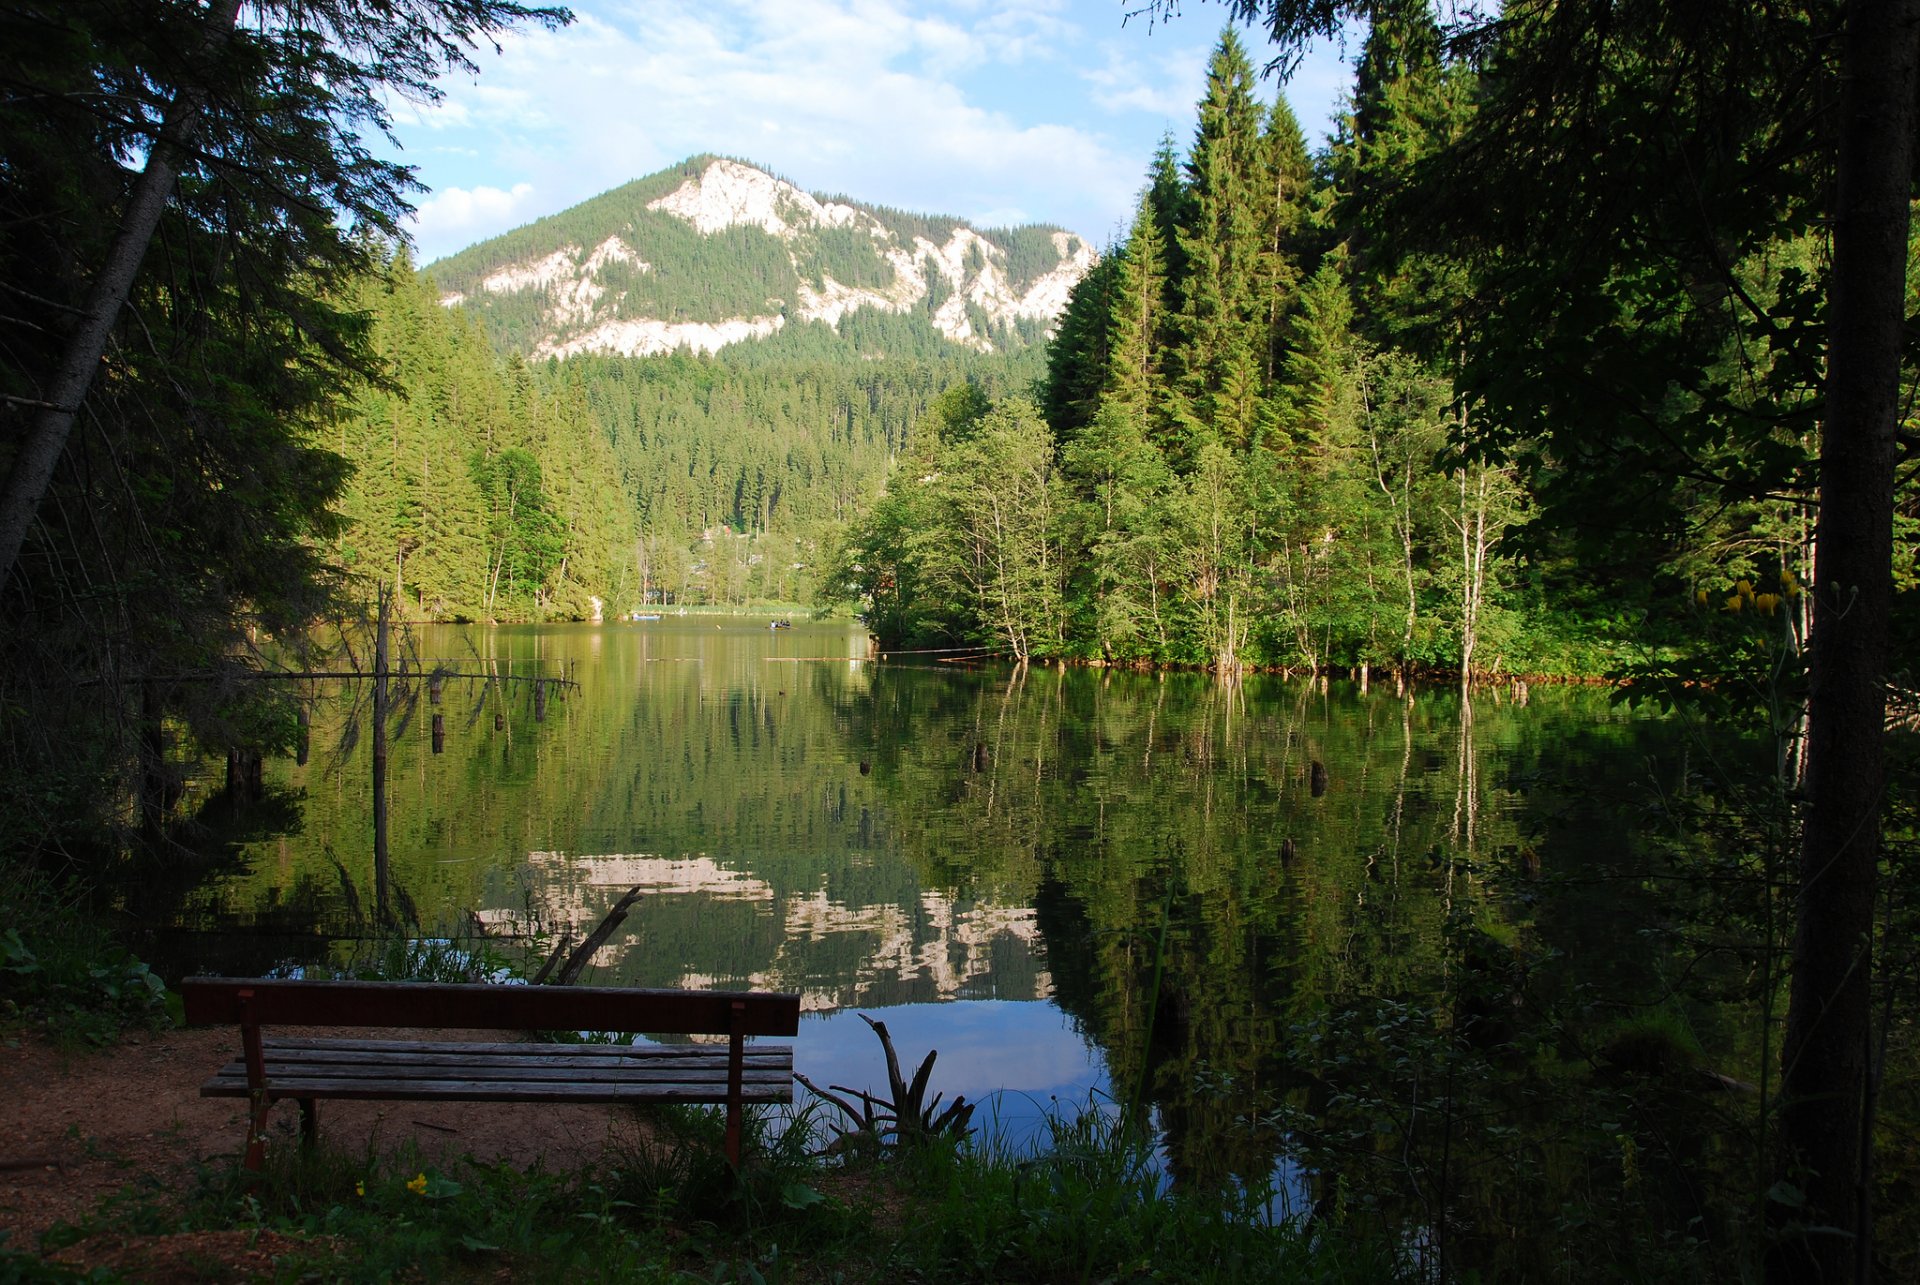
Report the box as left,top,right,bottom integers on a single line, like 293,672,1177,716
1170,30,1276,459
1105,189,1173,418
1259,96,1317,377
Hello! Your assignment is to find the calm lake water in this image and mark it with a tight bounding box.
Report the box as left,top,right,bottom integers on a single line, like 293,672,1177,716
148,618,1760,1224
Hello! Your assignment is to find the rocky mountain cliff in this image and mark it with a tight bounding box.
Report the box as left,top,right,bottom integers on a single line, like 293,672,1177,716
430,155,1096,360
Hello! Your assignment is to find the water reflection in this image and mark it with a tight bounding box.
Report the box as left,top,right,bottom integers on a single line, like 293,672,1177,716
796,1001,1104,1152
489,851,1050,1010
147,619,1750,1273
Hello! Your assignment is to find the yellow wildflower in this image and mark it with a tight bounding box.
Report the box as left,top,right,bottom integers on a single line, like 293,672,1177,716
1724,595,1744,613
1754,592,1780,615
1736,579,1754,599
1694,589,1709,607
407,1173,428,1196
355,1181,365,1197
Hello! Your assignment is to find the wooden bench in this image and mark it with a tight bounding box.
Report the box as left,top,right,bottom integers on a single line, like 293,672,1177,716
180,978,800,1170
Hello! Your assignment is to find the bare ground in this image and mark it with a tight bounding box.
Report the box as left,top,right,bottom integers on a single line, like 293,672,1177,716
0,1024,647,1276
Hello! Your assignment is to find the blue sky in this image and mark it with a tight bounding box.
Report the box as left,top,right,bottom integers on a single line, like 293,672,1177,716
385,0,1365,264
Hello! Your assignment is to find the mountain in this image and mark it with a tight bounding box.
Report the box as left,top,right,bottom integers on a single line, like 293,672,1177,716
429,155,1097,360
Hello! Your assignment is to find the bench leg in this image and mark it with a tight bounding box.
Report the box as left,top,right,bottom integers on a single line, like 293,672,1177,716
298,1098,317,1149
725,1000,746,1169
244,1091,271,1172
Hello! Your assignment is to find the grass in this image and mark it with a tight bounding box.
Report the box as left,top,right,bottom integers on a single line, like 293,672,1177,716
14,1097,1400,1284
0,906,1390,1282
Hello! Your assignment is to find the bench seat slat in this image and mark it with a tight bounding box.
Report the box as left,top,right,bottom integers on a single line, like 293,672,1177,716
202,1078,794,1103
263,1037,758,1058
207,1061,792,1087
252,1043,789,1070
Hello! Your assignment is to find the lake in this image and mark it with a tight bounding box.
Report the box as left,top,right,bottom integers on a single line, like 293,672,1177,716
145,617,1772,1260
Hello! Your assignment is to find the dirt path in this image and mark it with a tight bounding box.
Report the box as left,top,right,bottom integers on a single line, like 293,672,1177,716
0,1024,640,1251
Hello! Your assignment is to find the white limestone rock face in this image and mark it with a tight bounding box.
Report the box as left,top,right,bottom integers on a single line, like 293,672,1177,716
647,157,874,238
535,314,786,360
441,156,1095,358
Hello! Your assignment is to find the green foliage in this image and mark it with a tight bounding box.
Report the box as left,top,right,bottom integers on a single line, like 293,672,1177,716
330,249,638,621
0,0,566,864
549,346,1039,612
839,396,1070,657
888,1114,1375,1284
0,870,175,1046
885,26,1557,676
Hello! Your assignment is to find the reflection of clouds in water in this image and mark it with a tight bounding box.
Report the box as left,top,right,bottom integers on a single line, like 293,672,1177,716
796,1000,1106,1150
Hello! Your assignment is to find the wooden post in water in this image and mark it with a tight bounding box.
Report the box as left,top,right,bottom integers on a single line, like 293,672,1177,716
431,712,445,754
534,679,547,722
225,748,263,802
372,588,391,925
295,704,309,767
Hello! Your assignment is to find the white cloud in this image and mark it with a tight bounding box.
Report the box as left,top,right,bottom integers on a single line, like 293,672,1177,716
384,1,1358,261
409,183,537,256
1081,40,1211,119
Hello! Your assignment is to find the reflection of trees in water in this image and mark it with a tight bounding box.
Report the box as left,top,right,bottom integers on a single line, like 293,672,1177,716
874,664,1742,1272
152,629,1791,1271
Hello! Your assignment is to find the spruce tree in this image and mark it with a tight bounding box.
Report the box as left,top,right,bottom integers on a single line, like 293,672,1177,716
1170,30,1274,460
1105,189,1172,418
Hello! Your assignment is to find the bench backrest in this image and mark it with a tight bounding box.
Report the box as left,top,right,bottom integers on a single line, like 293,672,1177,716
181,977,801,1037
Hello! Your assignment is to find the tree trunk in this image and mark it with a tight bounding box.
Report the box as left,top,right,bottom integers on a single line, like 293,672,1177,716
0,0,243,592
1771,2,1918,1279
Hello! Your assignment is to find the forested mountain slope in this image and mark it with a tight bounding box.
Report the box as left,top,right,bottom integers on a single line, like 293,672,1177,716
431,155,1095,360
329,156,1074,620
